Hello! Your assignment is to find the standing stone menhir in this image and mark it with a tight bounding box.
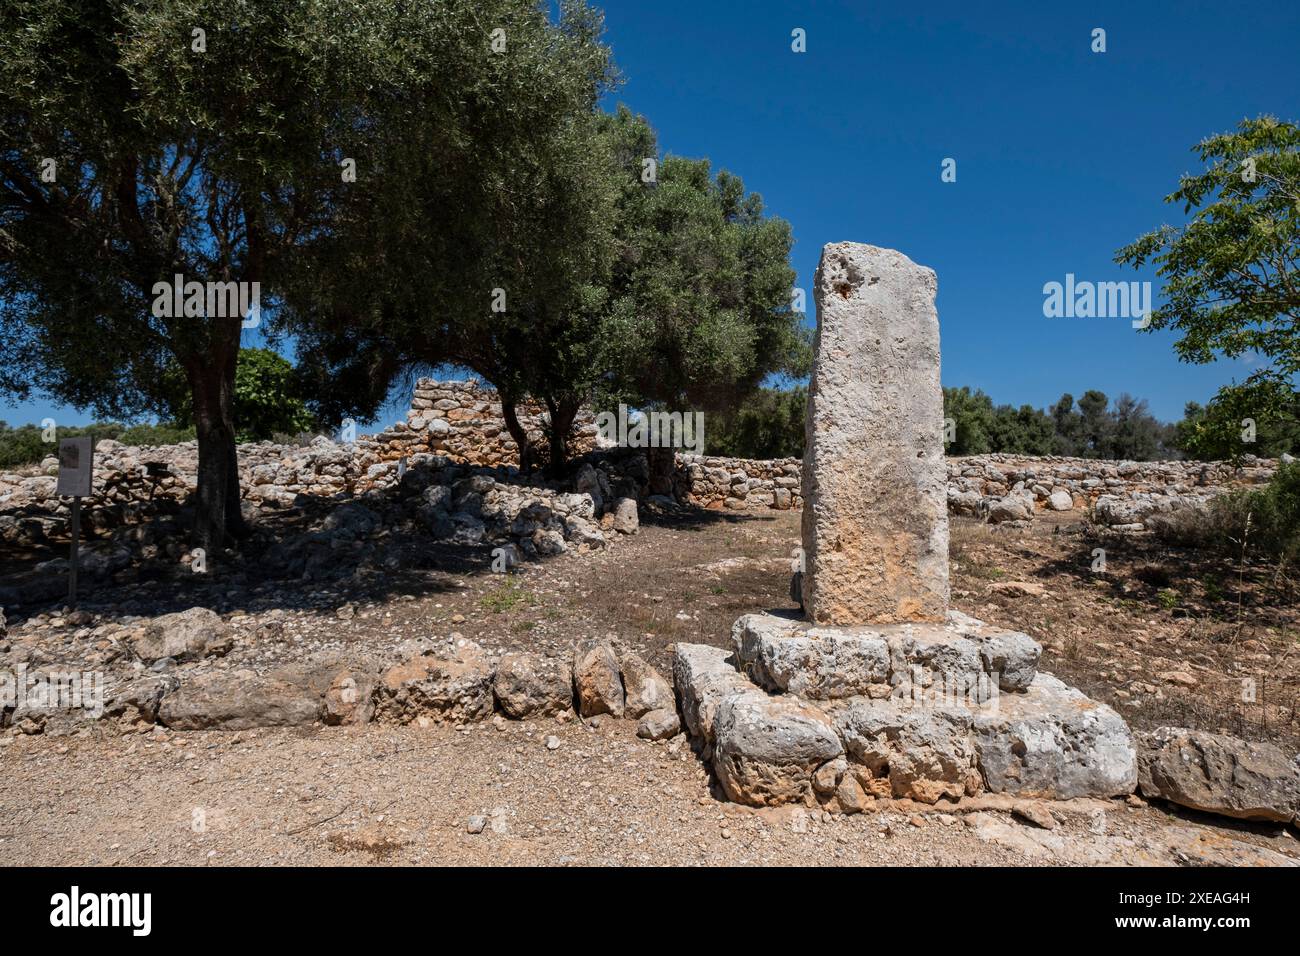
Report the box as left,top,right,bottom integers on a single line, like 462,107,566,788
671,240,1136,810
800,242,949,625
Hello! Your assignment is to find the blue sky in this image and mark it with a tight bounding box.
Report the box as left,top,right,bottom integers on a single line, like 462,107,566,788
4,0,1298,428
596,0,1299,421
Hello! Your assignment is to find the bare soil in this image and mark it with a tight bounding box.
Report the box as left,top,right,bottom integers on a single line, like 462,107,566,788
2,507,1298,866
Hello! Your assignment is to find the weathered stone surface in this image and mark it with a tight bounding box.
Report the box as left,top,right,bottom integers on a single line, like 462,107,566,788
158,668,323,730
712,689,844,806
374,637,494,725
619,651,673,718
132,608,233,664
1047,490,1074,511
492,652,573,718
833,698,979,803
637,708,681,741
886,630,984,696
672,643,752,744
800,242,949,626
973,673,1136,799
321,664,378,726
571,641,624,718
733,612,889,699
611,498,639,534
1137,727,1300,824
103,674,177,725
987,497,1032,524
977,631,1041,692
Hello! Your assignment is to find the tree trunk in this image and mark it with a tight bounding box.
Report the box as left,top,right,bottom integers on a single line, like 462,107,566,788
544,397,579,478
501,397,536,474
188,336,247,557
646,444,677,497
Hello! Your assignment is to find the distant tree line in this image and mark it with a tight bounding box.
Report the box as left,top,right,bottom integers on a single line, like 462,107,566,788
706,383,1297,462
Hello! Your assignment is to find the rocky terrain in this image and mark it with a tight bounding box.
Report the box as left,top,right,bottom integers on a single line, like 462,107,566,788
2,501,1298,866
2,383,1297,866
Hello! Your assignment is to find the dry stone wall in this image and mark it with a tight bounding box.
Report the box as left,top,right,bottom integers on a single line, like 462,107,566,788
0,380,1283,563
372,379,601,467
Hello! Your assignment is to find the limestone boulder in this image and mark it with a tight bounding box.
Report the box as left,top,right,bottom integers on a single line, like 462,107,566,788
977,631,1041,692
733,612,889,700
131,607,233,664
834,698,979,803
712,689,844,807
1047,490,1074,511
375,637,494,725
1137,727,1300,824
637,708,681,741
611,497,639,534
672,643,751,744
492,652,572,718
619,651,673,718
987,497,1032,524
973,673,1136,799
571,640,624,718
103,674,178,725
159,669,321,730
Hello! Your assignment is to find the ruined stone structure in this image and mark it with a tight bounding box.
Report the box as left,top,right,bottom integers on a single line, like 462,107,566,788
373,379,602,467
672,243,1138,810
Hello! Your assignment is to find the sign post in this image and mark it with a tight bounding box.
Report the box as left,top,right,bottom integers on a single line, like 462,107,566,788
56,437,93,607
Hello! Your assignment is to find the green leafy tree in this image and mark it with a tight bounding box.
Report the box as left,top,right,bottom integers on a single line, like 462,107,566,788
588,107,806,483
1174,376,1300,460
942,386,996,454
1117,116,1300,463
162,348,316,443
286,2,617,476
295,103,805,477
706,386,807,459
988,403,1055,455
2,0,614,554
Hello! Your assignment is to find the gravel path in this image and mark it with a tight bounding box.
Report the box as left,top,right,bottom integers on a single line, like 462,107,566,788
4,720,1296,867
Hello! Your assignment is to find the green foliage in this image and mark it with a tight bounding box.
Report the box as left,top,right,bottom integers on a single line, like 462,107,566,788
292,102,806,473
3,0,615,544
0,420,195,468
1117,116,1300,466
1116,116,1300,375
1173,371,1299,461
162,348,316,443
943,387,1174,458
1151,462,1300,567
596,108,808,414
705,387,806,459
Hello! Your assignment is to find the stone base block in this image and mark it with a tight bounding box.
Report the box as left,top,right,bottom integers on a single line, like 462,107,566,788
675,613,1135,808
973,674,1137,799
731,610,1041,701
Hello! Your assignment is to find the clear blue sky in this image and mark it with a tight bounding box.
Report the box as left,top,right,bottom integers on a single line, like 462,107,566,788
5,0,1298,428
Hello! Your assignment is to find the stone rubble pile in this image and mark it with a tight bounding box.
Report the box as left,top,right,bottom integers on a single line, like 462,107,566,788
373,379,602,467
0,447,647,607
676,455,804,511
2,609,681,744
2,379,1279,566
945,454,1277,528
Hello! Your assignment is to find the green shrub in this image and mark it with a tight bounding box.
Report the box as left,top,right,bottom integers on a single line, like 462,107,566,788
1150,462,1300,565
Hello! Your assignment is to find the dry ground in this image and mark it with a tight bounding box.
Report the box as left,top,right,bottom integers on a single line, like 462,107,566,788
3,506,1298,866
